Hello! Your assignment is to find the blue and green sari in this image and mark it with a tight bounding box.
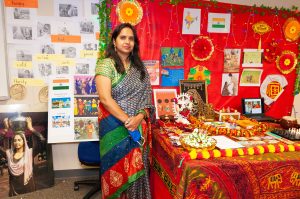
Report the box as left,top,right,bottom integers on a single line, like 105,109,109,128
96,58,153,199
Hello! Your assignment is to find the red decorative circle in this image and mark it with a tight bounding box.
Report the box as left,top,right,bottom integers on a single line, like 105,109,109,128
191,36,214,61
276,50,297,74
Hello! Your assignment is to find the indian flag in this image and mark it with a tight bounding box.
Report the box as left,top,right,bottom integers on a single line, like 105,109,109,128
212,18,225,28
52,79,69,90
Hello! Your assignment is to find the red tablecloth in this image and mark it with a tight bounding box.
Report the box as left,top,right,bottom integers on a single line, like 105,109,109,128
151,129,300,199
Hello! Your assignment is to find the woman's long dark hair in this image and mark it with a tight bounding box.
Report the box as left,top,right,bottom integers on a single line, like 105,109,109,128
105,23,146,80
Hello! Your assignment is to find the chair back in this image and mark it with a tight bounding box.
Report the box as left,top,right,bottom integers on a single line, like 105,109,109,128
78,141,100,166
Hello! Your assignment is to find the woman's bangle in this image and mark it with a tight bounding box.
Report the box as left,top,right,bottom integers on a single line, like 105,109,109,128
137,109,147,119
124,117,132,125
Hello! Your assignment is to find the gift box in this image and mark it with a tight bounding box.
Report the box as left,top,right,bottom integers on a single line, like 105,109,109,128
215,111,240,122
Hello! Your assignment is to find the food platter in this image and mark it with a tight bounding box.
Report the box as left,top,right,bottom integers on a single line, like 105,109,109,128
179,129,217,152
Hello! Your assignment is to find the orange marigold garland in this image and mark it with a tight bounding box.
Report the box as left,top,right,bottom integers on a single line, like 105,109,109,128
276,50,297,74
116,0,143,26
191,36,214,61
182,143,300,160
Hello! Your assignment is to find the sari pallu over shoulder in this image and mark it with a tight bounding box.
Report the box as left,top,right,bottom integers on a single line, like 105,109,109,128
98,66,154,199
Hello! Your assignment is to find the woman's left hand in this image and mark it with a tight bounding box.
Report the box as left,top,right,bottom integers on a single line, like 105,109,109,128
124,114,144,131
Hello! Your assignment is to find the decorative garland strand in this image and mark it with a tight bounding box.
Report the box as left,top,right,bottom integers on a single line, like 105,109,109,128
294,43,300,95
153,0,299,17
180,143,300,162
97,0,112,62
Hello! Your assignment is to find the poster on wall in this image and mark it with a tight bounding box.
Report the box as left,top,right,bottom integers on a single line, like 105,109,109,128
221,73,239,96
207,13,231,33
223,49,241,73
153,89,177,119
182,8,201,35
242,49,263,67
47,75,99,143
161,47,184,67
240,68,263,87
0,107,54,198
143,60,160,85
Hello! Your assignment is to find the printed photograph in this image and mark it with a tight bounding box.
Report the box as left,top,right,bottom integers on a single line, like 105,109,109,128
51,115,71,128
51,97,71,109
240,69,263,86
80,21,94,34
76,63,90,74
74,75,97,95
83,43,97,51
74,97,99,117
12,26,32,40
61,46,76,58
153,89,177,119
37,22,51,37
143,60,160,85
18,68,34,78
0,111,54,198
38,63,53,77
59,4,78,17
13,8,30,19
161,47,184,66
221,73,239,96
74,117,99,140
56,66,69,75
16,50,32,61
41,44,55,54
224,49,241,72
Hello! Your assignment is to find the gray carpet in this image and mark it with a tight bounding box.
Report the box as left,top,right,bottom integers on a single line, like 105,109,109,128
2,177,101,199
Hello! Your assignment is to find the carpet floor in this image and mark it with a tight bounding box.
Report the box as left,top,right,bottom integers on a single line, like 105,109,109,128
2,177,101,199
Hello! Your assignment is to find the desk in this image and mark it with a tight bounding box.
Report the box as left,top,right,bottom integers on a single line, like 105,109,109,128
151,128,300,199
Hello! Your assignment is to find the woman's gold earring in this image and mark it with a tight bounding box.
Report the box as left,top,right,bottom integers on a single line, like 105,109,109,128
114,45,116,52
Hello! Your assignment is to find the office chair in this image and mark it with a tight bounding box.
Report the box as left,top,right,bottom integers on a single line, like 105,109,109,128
74,141,101,199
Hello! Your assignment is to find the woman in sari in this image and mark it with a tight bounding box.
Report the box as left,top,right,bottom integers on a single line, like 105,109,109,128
95,23,154,199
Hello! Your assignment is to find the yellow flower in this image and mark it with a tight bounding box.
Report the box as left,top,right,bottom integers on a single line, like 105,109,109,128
288,145,295,151
289,26,296,34
278,144,285,152
225,149,232,157
284,58,291,66
125,7,133,16
247,147,254,155
213,149,221,158
117,0,143,26
189,149,197,159
257,146,264,154
202,150,210,159
237,148,244,156
267,144,275,153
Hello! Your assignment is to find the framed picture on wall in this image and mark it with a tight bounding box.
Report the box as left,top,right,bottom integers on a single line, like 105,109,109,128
207,12,231,33
153,89,177,119
242,49,264,67
179,80,207,116
240,68,263,86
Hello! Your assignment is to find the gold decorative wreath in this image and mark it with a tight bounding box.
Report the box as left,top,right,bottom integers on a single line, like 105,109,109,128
283,17,300,42
116,0,143,26
191,36,214,61
275,50,297,74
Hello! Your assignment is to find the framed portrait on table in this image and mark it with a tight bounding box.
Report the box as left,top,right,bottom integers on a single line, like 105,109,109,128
179,80,207,116
153,89,177,119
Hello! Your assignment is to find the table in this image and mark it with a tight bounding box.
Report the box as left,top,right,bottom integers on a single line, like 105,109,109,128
150,128,300,199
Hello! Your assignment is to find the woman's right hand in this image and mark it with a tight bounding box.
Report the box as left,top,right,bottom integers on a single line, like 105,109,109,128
124,114,144,131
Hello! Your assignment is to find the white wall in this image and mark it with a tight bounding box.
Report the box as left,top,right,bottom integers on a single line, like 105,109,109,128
0,2,9,100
